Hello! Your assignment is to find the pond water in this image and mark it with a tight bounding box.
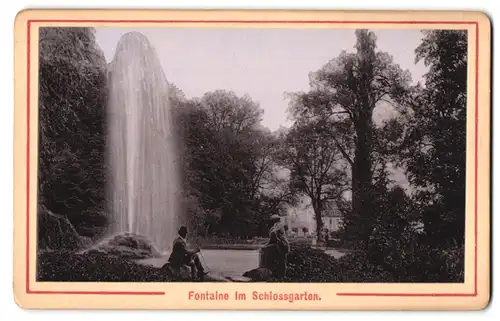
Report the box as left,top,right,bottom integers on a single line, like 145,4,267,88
137,248,346,278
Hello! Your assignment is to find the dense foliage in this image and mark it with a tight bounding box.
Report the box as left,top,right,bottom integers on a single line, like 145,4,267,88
172,90,293,238
38,243,463,283
38,27,108,238
286,29,466,274
287,30,412,245
37,250,174,282
403,30,468,246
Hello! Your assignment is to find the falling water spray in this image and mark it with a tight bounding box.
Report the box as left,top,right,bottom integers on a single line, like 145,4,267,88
106,32,180,253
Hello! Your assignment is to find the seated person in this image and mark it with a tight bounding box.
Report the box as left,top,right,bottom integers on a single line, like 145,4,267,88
168,226,208,280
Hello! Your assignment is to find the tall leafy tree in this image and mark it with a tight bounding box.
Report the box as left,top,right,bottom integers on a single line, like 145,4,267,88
175,90,289,237
280,119,349,242
288,29,411,243
403,30,468,246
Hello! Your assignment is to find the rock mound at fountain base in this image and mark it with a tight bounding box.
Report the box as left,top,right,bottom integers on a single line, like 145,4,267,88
84,232,162,260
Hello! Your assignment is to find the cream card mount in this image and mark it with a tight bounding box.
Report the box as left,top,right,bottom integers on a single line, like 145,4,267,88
13,9,491,310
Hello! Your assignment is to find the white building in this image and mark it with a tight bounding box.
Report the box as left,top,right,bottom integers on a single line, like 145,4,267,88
280,196,343,237
323,215,343,234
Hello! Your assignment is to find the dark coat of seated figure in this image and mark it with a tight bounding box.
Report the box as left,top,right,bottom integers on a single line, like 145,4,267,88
166,226,207,281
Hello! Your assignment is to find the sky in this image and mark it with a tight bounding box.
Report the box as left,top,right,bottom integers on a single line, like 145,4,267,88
94,27,428,131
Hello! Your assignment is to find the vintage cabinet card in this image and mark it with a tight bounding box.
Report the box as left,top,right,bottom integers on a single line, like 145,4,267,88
13,9,491,310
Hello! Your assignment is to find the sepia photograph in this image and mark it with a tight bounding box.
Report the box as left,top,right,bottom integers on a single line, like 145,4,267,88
36,25,468,284
12,9,491,310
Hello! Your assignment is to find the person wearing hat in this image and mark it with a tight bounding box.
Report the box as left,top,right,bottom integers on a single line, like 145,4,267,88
168,226,208,281
265,214,290,279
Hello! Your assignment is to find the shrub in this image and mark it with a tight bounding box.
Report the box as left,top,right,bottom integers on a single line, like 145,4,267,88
282,242,463,283
37,250,173,282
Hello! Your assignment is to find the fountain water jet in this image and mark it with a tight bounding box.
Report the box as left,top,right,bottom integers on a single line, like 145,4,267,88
106,32,180,253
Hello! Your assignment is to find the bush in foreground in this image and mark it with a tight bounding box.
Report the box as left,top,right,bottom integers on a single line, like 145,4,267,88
37,250,174,282
37,242,463,283
283,243,463,283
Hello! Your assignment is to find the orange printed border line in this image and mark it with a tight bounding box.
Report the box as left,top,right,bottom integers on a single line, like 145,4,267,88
24,18,480,297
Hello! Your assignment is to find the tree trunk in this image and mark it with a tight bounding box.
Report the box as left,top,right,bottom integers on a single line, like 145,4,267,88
312,198,324,244
351,108,374,245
